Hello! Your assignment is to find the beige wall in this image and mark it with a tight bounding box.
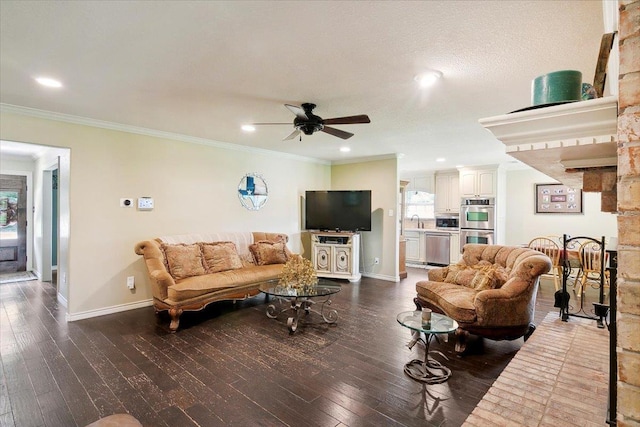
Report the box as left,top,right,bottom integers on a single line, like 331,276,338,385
331,157,399,281
504,168,618,246
0,111,330,317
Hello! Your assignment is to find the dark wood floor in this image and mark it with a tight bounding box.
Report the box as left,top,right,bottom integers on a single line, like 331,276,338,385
0,268,604,427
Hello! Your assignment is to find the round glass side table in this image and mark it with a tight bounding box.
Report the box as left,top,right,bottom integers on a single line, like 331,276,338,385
396,310,458,384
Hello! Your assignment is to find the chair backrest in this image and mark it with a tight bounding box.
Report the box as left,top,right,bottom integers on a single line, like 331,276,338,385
527,237,560,267
578,241,606,274
545,235,563,246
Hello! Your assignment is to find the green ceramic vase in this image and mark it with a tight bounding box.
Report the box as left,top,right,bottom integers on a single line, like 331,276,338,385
531,70,582,106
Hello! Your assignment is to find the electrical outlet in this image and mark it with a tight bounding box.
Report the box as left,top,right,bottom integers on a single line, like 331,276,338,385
120,198,133,208
374,257,380,265
127,276,135,289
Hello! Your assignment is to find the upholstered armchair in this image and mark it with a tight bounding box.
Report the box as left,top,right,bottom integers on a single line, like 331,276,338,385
415,244,552,353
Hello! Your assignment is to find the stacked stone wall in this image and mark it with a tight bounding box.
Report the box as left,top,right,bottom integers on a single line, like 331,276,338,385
617,1,640,425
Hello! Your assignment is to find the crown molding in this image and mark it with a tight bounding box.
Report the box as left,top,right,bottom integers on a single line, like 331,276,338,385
0,103,330,166
331,153,400,166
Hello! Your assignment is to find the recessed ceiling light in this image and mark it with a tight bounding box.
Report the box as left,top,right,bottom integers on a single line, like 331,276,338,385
340,147,351,153
415,70,442,88
241,125,256,132
35,77,62,88
436,157,446,162
456,164,464,168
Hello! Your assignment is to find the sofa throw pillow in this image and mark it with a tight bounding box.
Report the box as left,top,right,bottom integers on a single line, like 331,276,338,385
200,242,243,274
471,265,499,291
273,234,294,258
443,262,466,284
249,240,288,266
161,243,205,280
443,260,503,291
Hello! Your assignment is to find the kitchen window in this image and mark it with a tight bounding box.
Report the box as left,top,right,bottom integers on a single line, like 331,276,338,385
405,190,435,220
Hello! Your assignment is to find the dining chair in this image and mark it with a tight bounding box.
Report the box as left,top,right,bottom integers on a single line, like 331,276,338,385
528,237,562,291
560,236,590,290
575,241,610,298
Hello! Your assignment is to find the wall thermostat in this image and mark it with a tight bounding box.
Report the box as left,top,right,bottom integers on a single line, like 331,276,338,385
138,197,154,210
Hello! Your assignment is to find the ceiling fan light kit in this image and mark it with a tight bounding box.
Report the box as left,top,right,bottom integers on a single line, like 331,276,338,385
249,102,370,141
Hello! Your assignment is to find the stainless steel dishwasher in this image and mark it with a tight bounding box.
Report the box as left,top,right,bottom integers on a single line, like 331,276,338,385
425,232,450,266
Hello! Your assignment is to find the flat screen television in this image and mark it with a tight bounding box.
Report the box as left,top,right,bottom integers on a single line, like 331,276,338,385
305,190,372,232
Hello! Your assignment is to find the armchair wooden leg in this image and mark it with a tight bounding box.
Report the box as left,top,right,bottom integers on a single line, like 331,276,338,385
454,328,469,354
168,308,183,333
413,297,423,311
524,323,536,341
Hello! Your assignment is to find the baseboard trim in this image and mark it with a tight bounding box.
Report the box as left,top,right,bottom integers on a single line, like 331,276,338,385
361,272,399,282
57,292,68,308
66,299,153,322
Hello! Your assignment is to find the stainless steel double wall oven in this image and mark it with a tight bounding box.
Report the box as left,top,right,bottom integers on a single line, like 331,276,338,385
460,197,495,247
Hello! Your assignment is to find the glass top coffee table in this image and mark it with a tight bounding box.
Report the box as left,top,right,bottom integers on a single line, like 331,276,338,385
397,310,458,384
259,279,341,333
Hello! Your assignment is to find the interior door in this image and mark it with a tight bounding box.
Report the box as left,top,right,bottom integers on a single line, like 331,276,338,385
0,175,27,273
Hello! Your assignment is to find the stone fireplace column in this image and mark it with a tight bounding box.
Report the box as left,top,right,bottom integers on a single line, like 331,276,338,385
617,1,640,425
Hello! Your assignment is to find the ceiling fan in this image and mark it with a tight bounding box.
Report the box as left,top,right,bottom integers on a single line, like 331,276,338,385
251,103,371,141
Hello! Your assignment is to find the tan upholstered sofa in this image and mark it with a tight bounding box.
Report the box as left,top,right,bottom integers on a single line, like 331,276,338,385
135,232,292,332
415,244,551,353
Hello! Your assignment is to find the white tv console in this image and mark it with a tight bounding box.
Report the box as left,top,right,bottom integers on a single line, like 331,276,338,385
310,232,361,282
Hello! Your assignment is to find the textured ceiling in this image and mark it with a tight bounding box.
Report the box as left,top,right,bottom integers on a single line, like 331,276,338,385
0,1,605,173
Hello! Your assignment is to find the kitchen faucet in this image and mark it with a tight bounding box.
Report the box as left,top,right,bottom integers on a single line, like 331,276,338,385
411,214,422,228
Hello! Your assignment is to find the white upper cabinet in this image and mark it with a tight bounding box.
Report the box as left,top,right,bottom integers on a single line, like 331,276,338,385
460,168,497,198
404,174,435,194
435,172,460,213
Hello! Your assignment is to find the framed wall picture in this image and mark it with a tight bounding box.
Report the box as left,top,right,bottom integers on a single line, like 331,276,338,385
535,183,583,214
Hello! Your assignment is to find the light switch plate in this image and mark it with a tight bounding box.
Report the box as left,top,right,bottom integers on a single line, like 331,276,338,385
138,197,154,210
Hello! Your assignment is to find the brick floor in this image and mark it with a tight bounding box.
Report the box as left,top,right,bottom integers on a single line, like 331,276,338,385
463,312,610,427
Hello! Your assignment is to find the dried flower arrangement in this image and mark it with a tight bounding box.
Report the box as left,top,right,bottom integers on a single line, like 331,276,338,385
279,255,318,289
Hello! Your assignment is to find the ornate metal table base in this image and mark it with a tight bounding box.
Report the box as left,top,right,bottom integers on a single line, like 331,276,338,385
404,333,451,384
266,296,337,332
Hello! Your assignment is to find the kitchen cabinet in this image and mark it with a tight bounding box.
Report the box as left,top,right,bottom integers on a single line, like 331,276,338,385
403,174,435,194
404,230,426,263
435,172,460,213
460,168,497,198
449,233,460,264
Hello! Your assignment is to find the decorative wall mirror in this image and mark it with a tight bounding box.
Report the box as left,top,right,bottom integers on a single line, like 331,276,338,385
238,173,268,210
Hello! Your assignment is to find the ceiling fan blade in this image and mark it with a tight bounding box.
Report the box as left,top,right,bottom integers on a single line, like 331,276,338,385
285,104,308,119
323,115,370,125
322,126,354,140
283,129,301,141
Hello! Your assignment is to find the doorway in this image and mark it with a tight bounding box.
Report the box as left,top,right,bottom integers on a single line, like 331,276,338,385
0,141,70,307
0,174,27,273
